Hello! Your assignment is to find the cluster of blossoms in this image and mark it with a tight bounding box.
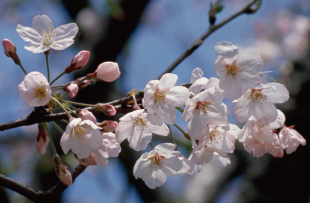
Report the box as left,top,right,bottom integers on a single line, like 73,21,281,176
2,15,306,189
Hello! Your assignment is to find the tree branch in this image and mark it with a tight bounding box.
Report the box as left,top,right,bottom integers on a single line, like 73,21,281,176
0,164,86,203
157,0,261,79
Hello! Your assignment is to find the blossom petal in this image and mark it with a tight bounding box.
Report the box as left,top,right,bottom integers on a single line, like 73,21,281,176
158,73,178,90
31,15,54,34
115,120,134,144
165,86,190,107
16,25,42,43
215,41,239,58
51,23,78,50
234,90,254,123
161,157,183,176
190,67,204,83
144,169,167,189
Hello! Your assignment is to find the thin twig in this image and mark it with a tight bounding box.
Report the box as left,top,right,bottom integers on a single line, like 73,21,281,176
157,0,261,79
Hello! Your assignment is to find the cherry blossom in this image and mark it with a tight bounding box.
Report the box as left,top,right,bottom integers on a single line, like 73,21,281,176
189,67,209,96
183,78,228,140
18,71,52,107
17,15,78,53
92,132,121,167
133,143,190,189
234,82,289,125
279,126,306,154
143,73,190,124
115,109,169,151
60,118,103,159
214,41,263,99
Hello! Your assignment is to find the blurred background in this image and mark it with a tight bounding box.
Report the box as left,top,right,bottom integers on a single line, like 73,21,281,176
0,0,309,202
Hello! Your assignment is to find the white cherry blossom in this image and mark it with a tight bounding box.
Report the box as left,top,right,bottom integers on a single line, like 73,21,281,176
143,73,190,124
133,143,190,189
17,15,78,53
60,118,103,159
234,82,289,125
18,71,52,107
189,67,209,96
115,109,169,151
183,78,228,140
279,126,306,154
214,41,263,99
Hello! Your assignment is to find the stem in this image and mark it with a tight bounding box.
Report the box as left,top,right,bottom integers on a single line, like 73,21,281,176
167,124,175,144
50,71,66,85
44,123,58,157
45,50,51,83
77,77,88,85
65,100,97,108
18,62,27,75
51,97,73,120
59,92,67,100
173,124,191,140
51,121,64,134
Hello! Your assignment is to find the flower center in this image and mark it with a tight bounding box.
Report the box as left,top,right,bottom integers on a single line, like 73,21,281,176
195,100,214,114
133,117,147,131
71,124,88,140
154,89,167,103
148,153,164,166
209,129,223,144
32,82,47,99
252,89,267,104
42,27,56,46
225,60,241,76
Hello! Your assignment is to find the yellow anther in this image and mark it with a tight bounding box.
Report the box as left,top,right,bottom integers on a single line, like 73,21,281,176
225,60,241,76
32,82,47,99
148,153,164,166
196,100,214,114
154,89,167,103
252,89,267,104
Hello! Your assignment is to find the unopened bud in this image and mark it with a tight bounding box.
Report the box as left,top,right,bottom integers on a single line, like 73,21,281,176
87,62,121,82
2,39,20,64
77,109,97,124
65,51,90,73
54,156,72,186
74,77,92,89
74,153,97,166
36,123,50,154
96,104,116,116
63,82,79,98
98,120,118,132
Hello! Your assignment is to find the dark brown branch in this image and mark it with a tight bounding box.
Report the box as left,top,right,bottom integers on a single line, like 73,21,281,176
157,0,261,79
0,164,86,203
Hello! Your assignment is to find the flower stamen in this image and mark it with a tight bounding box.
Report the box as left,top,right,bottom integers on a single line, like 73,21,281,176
32,82,47,99
154,89,167,103
195,100,214,114
210,129,223,143
225,60,241,76
71,124,88,140
133,117,148,131
252,89,267,104
148,153,164,166
42,27,56,46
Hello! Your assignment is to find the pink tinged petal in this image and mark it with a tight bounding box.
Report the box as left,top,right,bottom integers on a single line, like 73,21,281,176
234,90,254,123
252,100,277,125
155,143,179,155
252,125,273,143
92,148,109,167
158,73,178,90
221,132,236,153
54,23,78,41
78,109,97,124
69,133,91,159
262,83,289,103
228,124,241,139
144,169,167,189
145,113,163,126
192,147,227,165
31,15,55,34
24,43,50,53
238,120,253,142
115,120,134,144
182,100,196,121
210,153,231,167
16,25,42,43
128,126,152,151
269,109,286,129
156,103,176,124
206,104,228,126
86,128,103,150
215,41,239,58
36,130,50,154
165,86,190,107
190,67,204,83
188,111,208,140
56,166,72,186
161,157,183,176
148,122,169,136
220,75,243,99
189,77,209,95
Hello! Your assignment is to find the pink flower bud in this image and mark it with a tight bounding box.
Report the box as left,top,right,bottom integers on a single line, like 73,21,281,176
65,51,90,73
88,62,121,82
74,153,97,166
54,156,72,186
99,120,118,132
36,124,50,154
77,109,97,124
63,82,79,98
74,77,92,89
2,39,20,64
96,104,116,116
